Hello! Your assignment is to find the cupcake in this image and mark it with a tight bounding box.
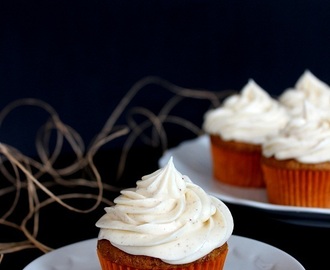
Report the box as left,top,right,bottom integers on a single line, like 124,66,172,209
279,70,330,117
95,157,234,270
261,101,330,208
202,79,289,188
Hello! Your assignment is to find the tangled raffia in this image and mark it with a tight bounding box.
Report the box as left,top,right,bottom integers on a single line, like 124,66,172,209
0,76,233,261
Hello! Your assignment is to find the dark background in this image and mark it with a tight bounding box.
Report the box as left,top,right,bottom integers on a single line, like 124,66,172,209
1,0,330,156
1,1,330,270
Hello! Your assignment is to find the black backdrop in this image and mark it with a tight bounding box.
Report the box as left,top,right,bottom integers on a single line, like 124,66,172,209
1,0,330,156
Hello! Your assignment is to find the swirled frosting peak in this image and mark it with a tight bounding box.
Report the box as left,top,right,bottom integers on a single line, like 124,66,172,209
202,79,289,144
96,157,234,264
262,101,330,163
279,70,330,116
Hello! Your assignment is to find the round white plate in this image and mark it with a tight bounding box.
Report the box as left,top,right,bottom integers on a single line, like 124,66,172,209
159,135,330,227
23,235,305,270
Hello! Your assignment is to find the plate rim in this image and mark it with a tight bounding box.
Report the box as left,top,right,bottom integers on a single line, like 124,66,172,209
23,235,305,270
158,135,330,217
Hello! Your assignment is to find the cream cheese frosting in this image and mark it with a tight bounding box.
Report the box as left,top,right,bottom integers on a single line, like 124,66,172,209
96,157,234,265
262,101,330,163
202,79,289,144
279,70,330,116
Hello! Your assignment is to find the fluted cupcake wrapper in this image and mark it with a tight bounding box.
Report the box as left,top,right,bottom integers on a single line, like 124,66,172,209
97,248,228,270
262,164,330,208
210,135,265,188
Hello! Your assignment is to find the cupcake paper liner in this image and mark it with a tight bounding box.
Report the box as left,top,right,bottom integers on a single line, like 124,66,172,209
262,163,330,208
97,245,228,270
210,135,265,188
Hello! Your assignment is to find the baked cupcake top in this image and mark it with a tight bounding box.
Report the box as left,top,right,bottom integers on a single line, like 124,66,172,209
279,70,330,116
202,79,288,144
96,157,233,265
262,101,330,163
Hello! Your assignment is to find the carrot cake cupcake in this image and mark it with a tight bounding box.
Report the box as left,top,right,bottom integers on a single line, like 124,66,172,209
96,157,234,270
203,79,289,188
262,101,330,207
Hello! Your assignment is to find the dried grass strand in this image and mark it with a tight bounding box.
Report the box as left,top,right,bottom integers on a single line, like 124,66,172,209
0,77,228,263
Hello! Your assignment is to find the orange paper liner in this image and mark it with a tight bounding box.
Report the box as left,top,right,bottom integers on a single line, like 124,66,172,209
210,136,265,187
97,248,228,270
262,163,330,207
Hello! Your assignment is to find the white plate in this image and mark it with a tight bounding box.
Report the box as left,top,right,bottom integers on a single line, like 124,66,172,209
159,135,330,227
23,235,305,270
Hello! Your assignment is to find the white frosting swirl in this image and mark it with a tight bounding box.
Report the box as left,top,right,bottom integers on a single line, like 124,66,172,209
262,101,330,163
279,70,330,116
96,157,233,265
202,79,289,144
